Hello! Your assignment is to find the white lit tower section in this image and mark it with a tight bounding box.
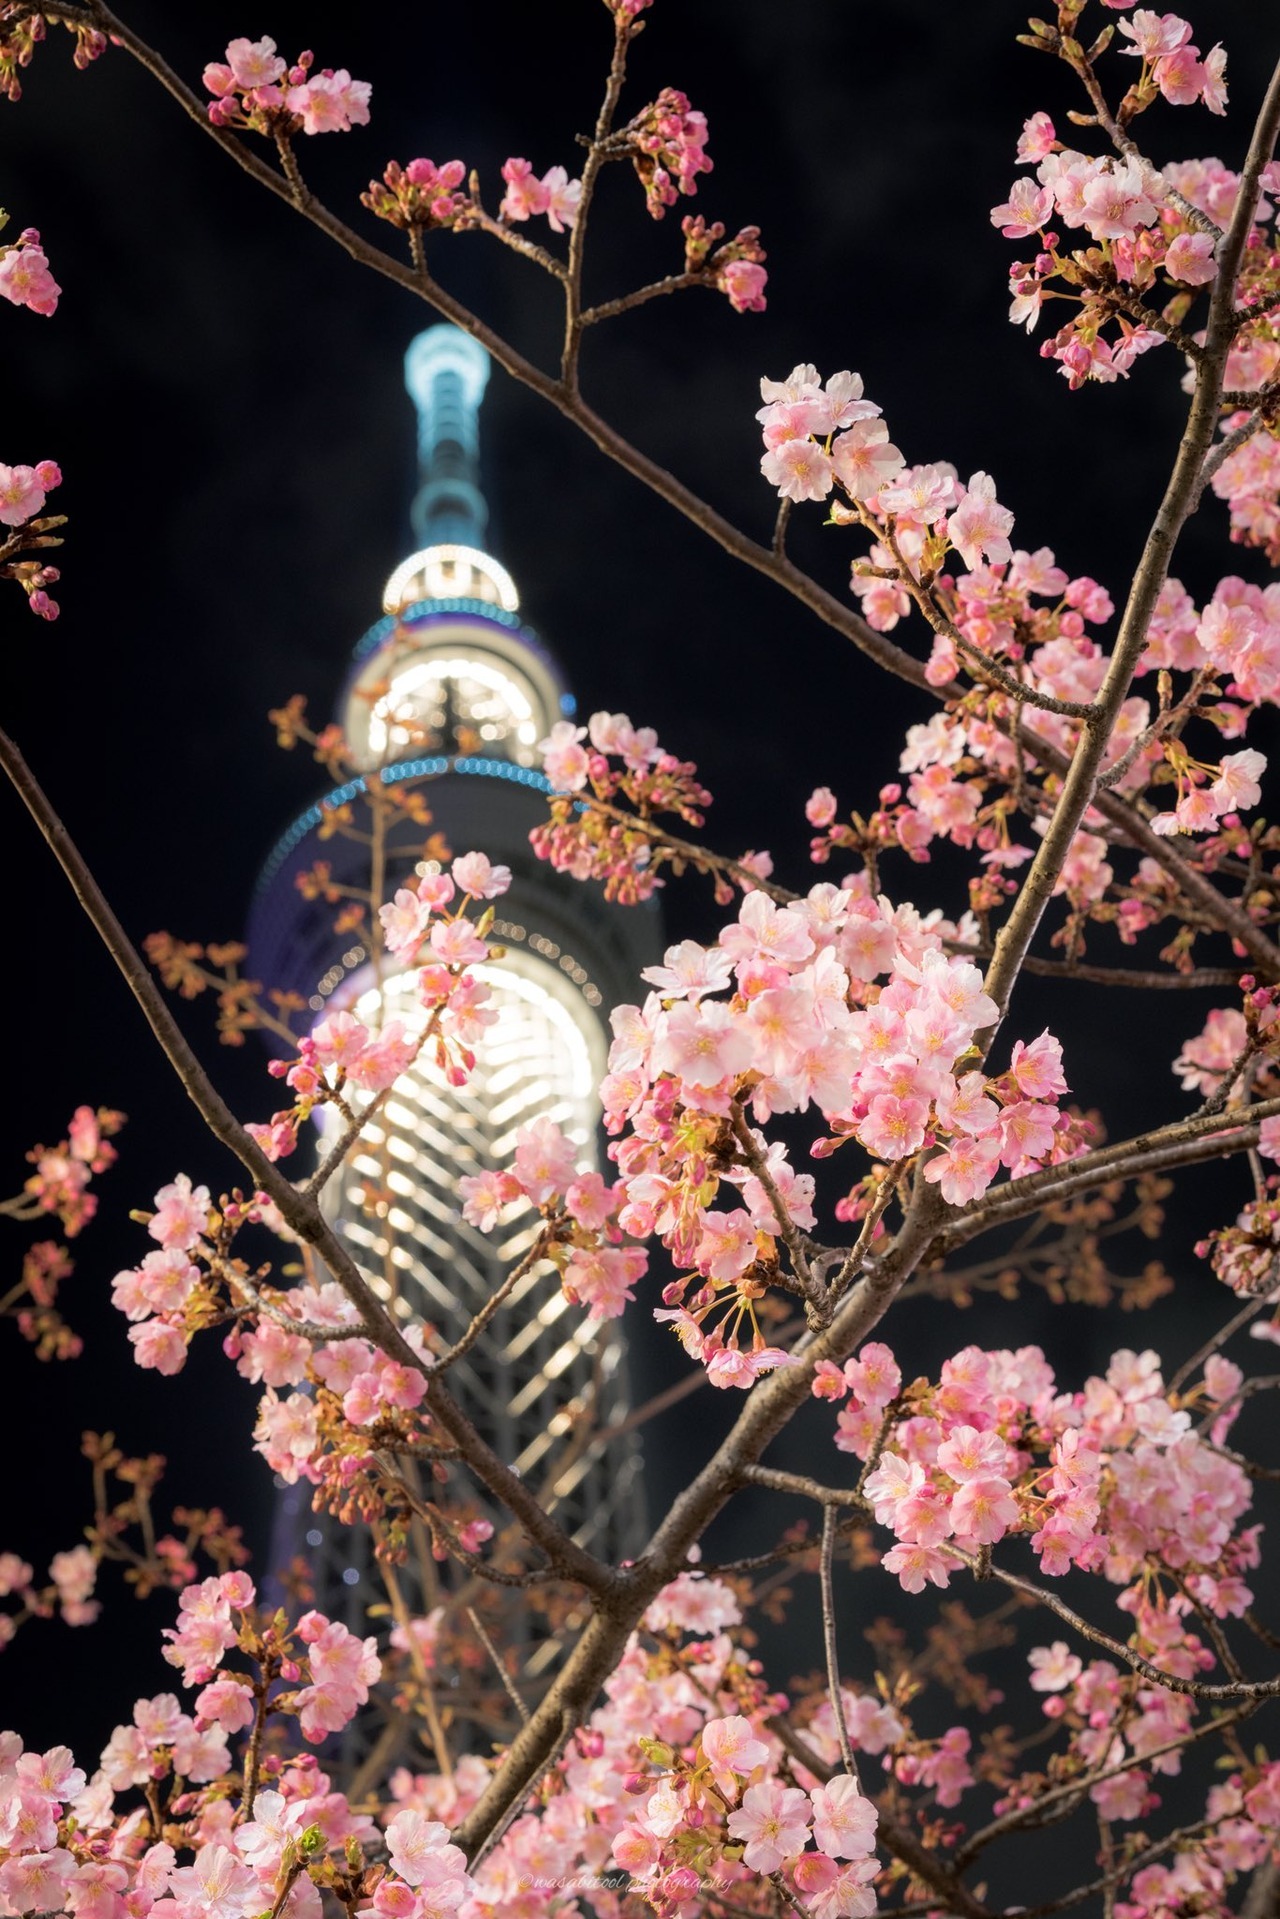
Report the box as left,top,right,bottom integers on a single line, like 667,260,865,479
248,327,659,1646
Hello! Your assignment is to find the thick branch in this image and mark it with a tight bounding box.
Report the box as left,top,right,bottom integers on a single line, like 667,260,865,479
931,1096,1280,1255
451,1185,948,1856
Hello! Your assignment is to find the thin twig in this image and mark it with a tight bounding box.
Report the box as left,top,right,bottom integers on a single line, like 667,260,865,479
819,1504,861,1791
949,1545,1280,1700
466,1606,531,1726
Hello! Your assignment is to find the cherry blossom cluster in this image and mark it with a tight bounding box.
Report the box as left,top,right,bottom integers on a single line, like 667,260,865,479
362,157,584,241
756,400,1280,872
241,851,510,1162
0,227,58,315
616,87,713,219
202,38,371,137
532,712,722,904
515,834,1075,1380
111,1182,450,1545
361,159,471,234
992,133,1222,386
498,159,582,234
991,12,1237,386
0,457,63,618
0,8,105,103
1173,992,1280,1304
1212,407,1280,564
1172,1001,1258,1097
757,365,905,511
1110,8,1226,113
110,1164,433,1503
460,1116,649,1323
22,1105,122,1238
0,1628,475,1919
1016,1639,1280,1863
0,1543,96,1648
825,1336,1258,1635
755,368,1053,693
0,458,58,529
939,568,1280,838
802,572,1115,881
5,1109,123,1357
1197,1185,1280,1304
680,215,768,313
163,1572,385,1744
619,1723,879,1917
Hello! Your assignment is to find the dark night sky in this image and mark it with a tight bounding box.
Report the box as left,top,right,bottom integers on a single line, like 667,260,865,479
2,0,1277,1772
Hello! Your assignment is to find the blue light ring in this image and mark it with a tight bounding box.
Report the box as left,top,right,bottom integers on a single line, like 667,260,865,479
254,756,555,893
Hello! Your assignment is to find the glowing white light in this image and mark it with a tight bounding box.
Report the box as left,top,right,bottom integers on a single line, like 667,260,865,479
367,653,537,761
318,950,606,1289
383,544,519,615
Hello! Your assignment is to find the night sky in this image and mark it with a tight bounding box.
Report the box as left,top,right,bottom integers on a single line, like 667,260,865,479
2,0,1277,1782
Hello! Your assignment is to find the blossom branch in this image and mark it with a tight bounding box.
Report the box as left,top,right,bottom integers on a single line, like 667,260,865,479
562,8,633,388
932,1096,1280,1254
953,1704,1252,1868
978,50,1280,1032
36,0,1280,996
451,1190,947,1857
767,1719,994,1919
461,192,569,281
578,272,704,326
0,722,612,1598
949,1545,1280,1700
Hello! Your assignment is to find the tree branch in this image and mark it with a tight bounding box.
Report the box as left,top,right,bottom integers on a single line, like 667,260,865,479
0,724,612,1598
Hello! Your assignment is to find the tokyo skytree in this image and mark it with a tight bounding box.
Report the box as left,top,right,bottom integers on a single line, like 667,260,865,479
247,325,659,1767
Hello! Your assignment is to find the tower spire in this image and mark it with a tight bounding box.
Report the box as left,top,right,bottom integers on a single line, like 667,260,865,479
404,325,491,549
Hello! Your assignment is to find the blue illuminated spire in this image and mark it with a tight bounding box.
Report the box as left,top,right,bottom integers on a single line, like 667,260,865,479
404,326,491,548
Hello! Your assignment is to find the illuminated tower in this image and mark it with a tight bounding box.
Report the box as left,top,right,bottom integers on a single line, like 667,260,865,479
248,327,657,1693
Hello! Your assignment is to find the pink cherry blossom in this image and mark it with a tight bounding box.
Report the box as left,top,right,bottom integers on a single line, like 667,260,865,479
148,1175,210,1251
947,472,1015,571
0,240,60,316
286,69,371,135
0,462,58,527
949,1474,1020,1544
809,1774,878,1860
700,1715,769,1786
499,158,550,223
513,1117,579,1205
725,1781,811,1872
539,719,590,792
1165,232,1216,285
450,851,511,899
224,37,285,89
